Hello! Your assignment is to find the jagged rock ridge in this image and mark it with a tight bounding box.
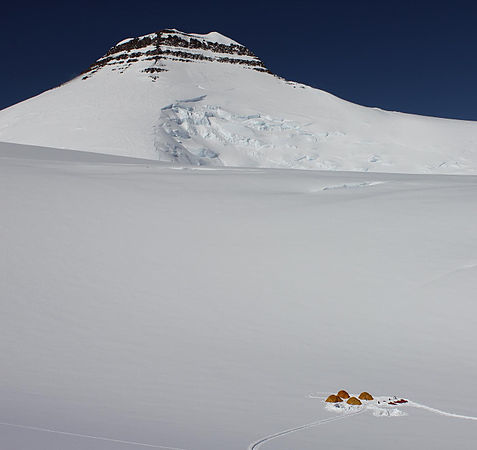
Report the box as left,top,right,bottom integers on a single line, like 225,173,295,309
83,28,268,79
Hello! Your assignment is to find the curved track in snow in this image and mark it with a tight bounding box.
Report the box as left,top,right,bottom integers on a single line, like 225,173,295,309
247,409,365,450
0,421,187,449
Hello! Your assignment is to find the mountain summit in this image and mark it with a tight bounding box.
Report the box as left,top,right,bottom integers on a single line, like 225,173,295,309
82,29,269,80
1,28,477,173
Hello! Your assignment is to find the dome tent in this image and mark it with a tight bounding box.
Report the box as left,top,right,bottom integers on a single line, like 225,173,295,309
325,394,343,403
337,390,350,399
347,397,362,405
358,392,373,401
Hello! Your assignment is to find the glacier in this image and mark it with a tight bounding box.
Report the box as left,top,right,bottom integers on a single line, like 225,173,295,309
1,142,477,449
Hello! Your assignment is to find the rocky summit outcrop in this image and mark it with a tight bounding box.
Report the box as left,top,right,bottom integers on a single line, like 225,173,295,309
82,28,269,79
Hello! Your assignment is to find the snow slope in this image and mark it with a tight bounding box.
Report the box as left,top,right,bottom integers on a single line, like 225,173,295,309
2,141,477,449
1,29,477,174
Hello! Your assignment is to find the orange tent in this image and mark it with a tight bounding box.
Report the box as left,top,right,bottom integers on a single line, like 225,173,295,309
337,390,350,399
325,394,343,403
358,392,373,401
347,397,362,405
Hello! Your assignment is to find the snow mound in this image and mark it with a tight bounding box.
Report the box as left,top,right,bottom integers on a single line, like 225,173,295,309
370,407,407,417
325,402,365,414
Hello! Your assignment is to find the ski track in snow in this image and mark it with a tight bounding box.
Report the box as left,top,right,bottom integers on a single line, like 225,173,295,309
247,409,365,450
407,402,477,421
0,421,187,449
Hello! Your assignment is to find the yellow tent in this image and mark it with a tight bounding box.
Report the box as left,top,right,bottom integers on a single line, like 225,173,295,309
337,390,350,399
325,394,343,403
358,392,373,401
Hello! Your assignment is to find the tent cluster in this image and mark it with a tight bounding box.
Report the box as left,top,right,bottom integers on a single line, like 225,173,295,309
325,390,374,406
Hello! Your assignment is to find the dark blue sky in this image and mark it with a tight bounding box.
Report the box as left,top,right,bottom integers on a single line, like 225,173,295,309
2,0,477,120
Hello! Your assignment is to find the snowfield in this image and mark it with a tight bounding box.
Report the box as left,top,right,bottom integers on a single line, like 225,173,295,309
1,141,477,449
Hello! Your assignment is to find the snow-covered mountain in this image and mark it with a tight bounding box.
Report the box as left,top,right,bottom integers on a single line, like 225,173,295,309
1,28,477,174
